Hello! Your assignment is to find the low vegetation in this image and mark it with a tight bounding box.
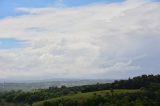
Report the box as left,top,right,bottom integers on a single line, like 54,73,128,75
0,74,159,106
33,89,140,106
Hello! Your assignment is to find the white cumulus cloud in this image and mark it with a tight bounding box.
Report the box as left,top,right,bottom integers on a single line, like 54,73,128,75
0,0,160,80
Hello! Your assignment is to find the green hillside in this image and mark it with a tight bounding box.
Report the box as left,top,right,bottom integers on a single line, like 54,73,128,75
0,75,159,106
33,89,139,106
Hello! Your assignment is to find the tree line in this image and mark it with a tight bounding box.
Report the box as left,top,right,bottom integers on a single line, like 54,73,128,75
0,74,159,106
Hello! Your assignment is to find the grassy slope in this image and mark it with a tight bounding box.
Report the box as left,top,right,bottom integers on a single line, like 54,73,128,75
33,89,139,106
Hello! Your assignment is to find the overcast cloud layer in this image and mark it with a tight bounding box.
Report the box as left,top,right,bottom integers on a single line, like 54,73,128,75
0,0,160,81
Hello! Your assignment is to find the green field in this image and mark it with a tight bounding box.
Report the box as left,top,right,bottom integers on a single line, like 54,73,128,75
33,89,139,106
1,75,159,106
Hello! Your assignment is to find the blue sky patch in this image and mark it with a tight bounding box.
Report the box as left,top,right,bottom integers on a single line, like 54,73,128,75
0,0,55,19
63,0,124,7
0,38,27,49
151,0,160,2
0,0,125,19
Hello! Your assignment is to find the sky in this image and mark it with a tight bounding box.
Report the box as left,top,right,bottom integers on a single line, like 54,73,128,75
0,0,160,81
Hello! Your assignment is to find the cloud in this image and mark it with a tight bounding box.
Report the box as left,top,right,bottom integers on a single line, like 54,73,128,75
0,0,160,80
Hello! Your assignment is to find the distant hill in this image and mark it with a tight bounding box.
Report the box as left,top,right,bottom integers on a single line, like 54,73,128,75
0,79,114,91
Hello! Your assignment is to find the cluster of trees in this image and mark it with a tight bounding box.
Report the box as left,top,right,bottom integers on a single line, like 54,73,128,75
112,74,160,89
0,74,159,106
43,90,160,106
0,83,112,105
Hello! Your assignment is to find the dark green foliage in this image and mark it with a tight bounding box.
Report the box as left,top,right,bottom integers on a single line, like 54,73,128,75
38,90,160,106
112,74,160,89
0,74,160,106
